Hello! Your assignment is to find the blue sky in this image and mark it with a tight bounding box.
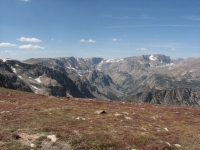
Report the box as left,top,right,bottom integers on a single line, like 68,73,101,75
0,0,199,60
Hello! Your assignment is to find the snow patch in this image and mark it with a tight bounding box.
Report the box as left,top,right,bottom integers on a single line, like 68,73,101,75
138,61,143,64
166,63,174,66
67,64,77,70
96,59,105,70
31,85,40,91
18,75,22,79
105,58,123,63
35,76,42,83
1,58,7,62
154,63,174,68
105,59,114,63
149,55,157,61
76,58,82,65
78,72,82,76
115,59,123,62
11,67,17,73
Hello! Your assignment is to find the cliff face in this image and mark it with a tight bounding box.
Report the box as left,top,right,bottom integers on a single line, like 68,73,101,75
130,88,200,107
0,61,32,92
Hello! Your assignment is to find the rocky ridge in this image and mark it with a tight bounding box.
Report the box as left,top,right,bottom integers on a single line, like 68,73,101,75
1,54,200,106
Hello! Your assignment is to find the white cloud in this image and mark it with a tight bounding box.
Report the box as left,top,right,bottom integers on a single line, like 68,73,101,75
0,42,17,47
171,48,176,51
5,50,12,53
105,24,193,28
20,0,30,2
51,38,54,41
136,48,148,51
18,44,45,50
87,39,95,43
113,38,121,41
185,16,200,21
80,39,95,43
17,37,42,43
80,39,85,42
140,48,147,51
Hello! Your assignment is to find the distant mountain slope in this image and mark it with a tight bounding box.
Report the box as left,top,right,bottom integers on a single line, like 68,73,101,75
130,88,200,107
24,57,124,100
0,60,32,92
24,55,200,101
1,59,94,98
86,70,123,100
1,54,200,105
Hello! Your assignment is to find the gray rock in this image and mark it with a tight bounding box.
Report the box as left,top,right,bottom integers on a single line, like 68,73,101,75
130,88,200,107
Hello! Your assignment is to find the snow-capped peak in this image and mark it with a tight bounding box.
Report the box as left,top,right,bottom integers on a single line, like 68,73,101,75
0,58,8,62
149,55,157,61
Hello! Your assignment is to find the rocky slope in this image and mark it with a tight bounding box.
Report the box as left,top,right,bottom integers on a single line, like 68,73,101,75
24,55,200,100
0,60,32,92
24,57,124,100
1,54,200,105
86,70,123,100
0,59,94,98
130,88,200,107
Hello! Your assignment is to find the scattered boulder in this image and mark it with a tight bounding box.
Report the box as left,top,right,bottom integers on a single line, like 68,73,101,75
114,113,121,116
95,110,106,114
174,144,181,147
66,96,70,100
164,127,169,132
125,116,132,120
47,135,57,142
30,143,35,148
12,133,21,139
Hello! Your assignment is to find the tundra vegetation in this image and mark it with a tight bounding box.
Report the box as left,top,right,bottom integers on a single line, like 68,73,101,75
0,87,200,150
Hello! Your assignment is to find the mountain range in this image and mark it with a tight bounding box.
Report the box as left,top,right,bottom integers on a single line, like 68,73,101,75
0,54,200,106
